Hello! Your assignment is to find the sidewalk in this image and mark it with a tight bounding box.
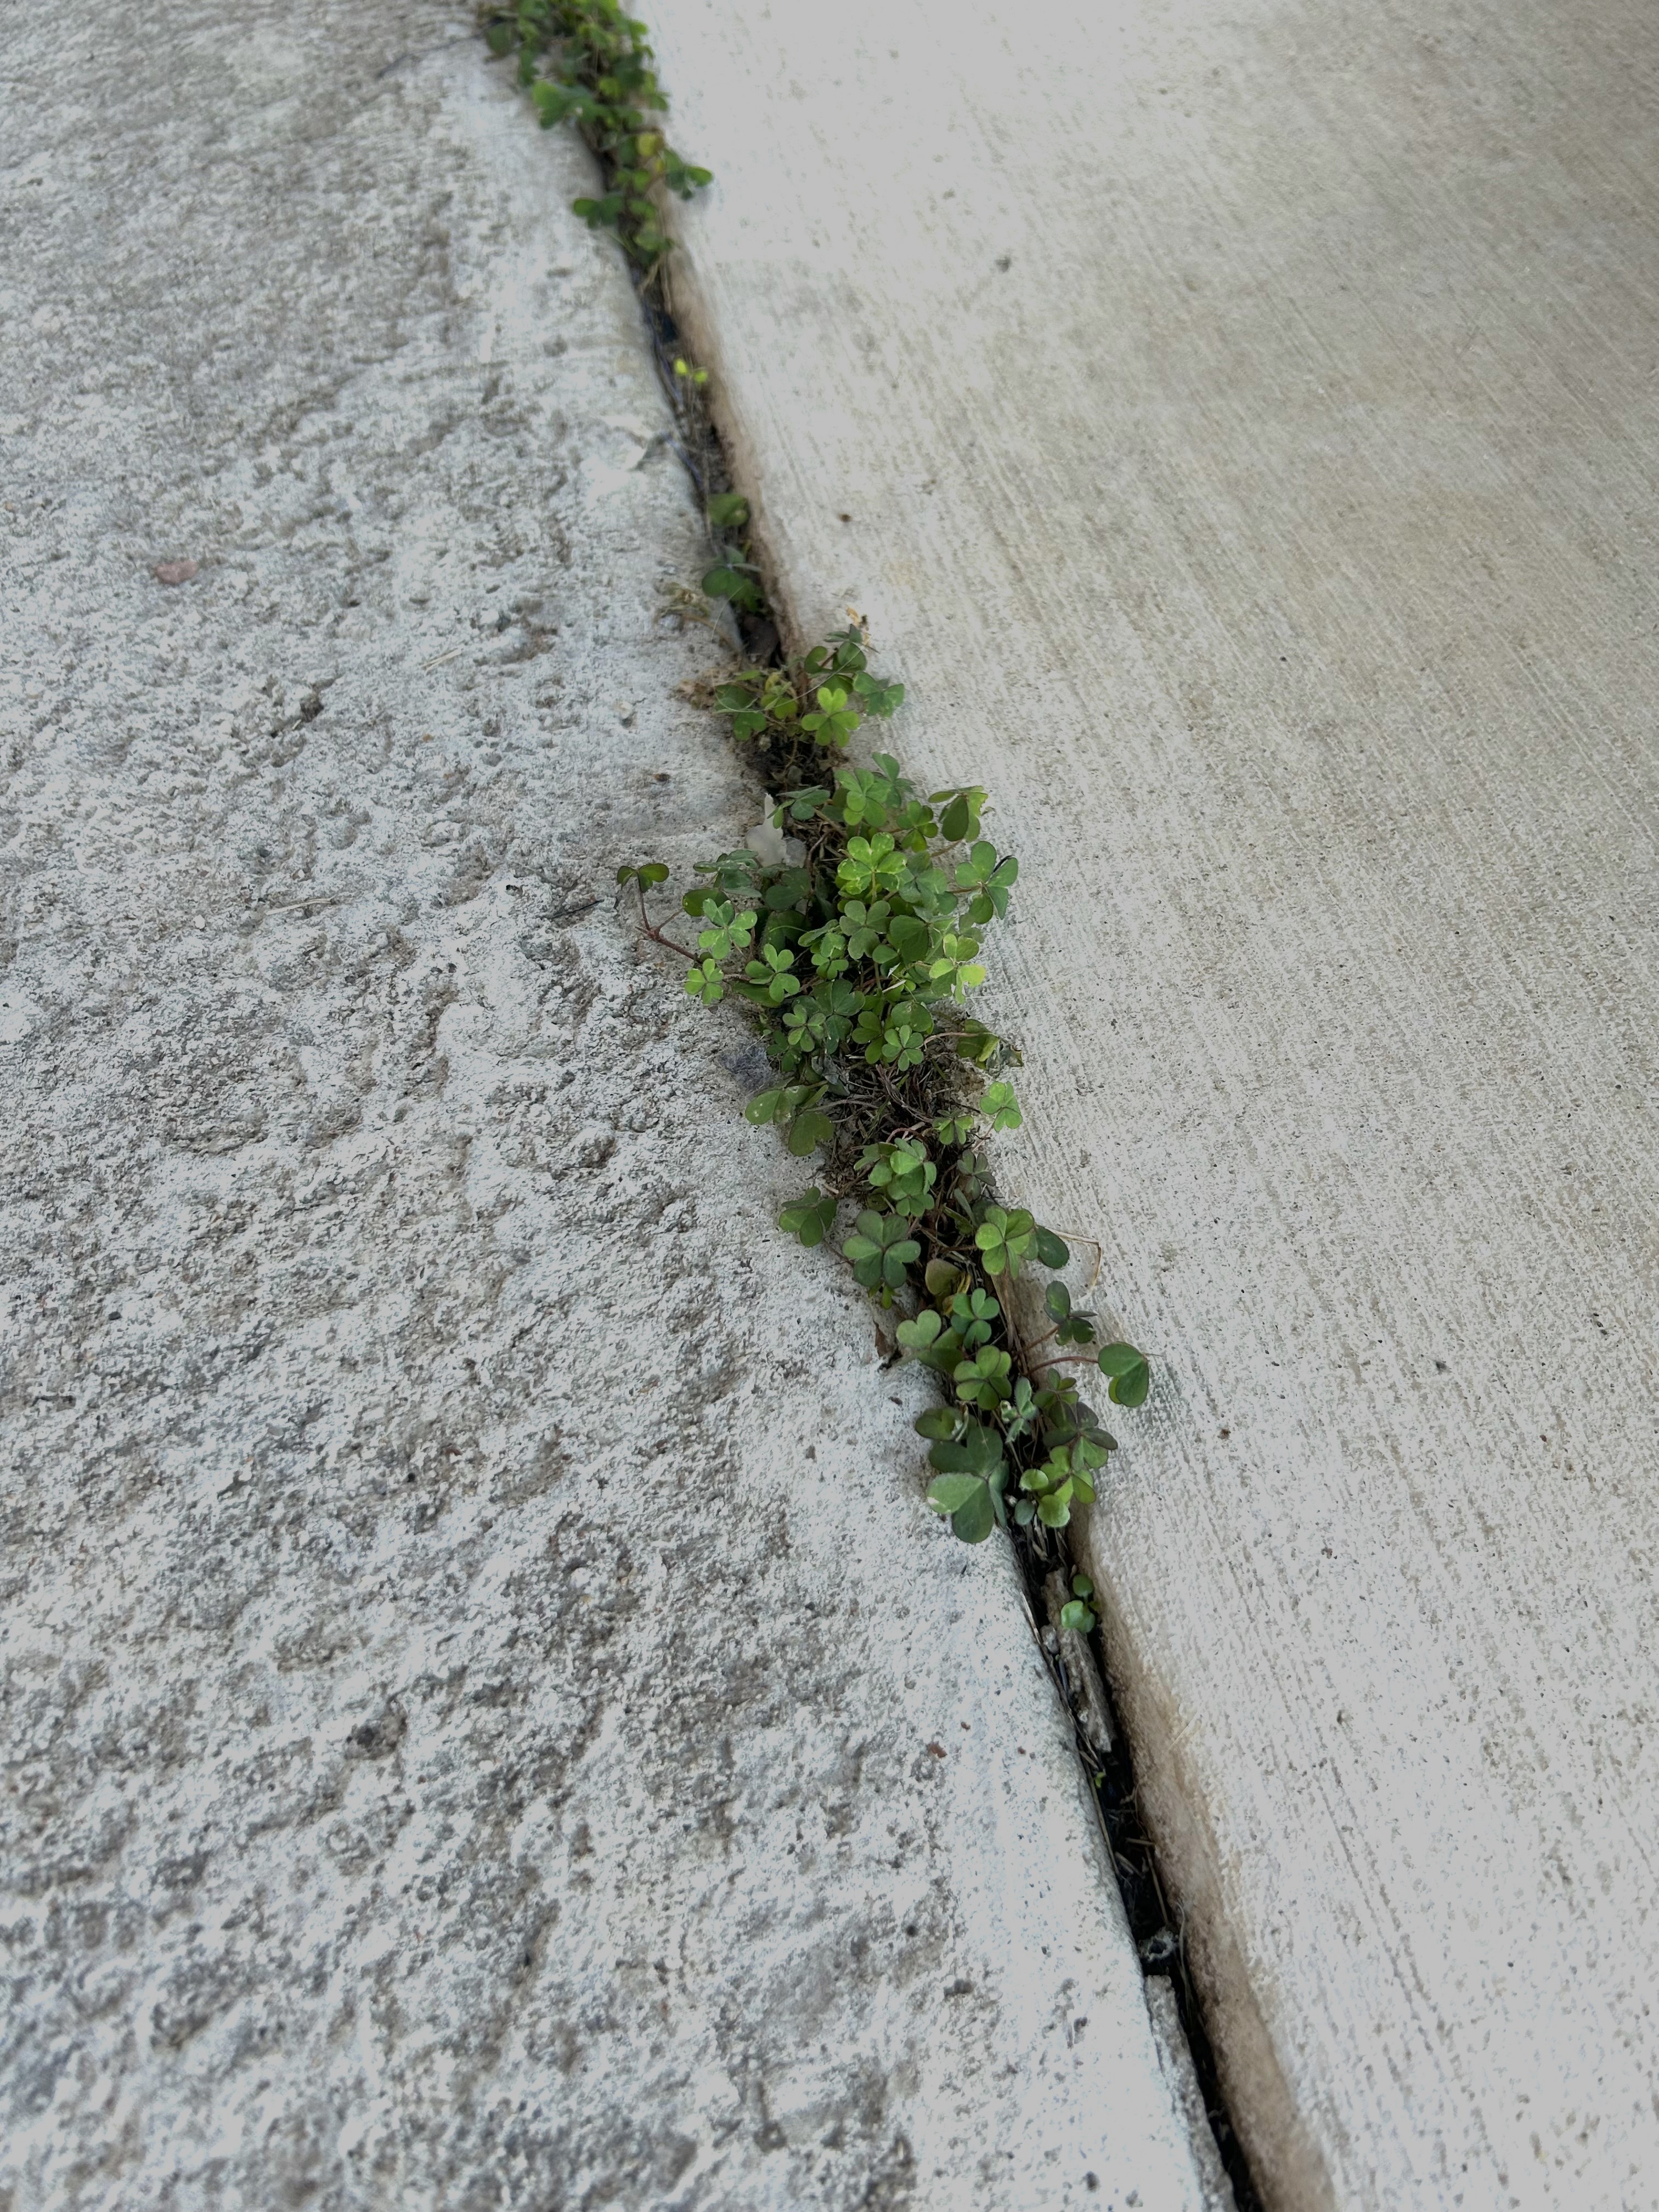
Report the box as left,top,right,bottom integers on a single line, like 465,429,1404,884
0,6,1211,2208
648,0,1659,2201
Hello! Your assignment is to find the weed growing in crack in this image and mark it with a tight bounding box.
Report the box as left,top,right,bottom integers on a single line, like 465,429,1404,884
622,620,1150,1549
479,0,711,275
478,0,1154,1565
493,12,1266,2196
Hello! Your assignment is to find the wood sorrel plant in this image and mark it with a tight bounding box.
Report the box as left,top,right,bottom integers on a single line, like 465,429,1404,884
479,0,711,276
622,624,1150,1571
481,0,1151,1590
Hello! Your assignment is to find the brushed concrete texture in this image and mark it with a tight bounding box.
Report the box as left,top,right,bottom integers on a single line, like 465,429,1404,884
646,0,1659,2204
0,7,1213,2210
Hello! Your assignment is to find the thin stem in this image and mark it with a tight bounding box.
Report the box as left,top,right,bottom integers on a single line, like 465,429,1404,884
635,884,698,963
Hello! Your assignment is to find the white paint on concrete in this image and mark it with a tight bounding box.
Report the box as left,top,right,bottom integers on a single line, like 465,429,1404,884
647,0,1659,2202
0,6,1211,2208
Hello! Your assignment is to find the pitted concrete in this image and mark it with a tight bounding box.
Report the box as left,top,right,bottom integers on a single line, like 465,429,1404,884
0,7,1211,2210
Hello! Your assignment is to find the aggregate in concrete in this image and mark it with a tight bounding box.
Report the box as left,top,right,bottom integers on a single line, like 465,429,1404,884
0,6,1217,2209
646,0,1659,2202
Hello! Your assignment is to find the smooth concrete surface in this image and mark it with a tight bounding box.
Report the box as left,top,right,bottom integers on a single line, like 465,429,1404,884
646,0,1659,2203
0,7,1214,2208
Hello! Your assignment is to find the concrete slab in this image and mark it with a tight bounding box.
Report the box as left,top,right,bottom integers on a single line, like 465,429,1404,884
0,7,1211,2209
646,0,1659,2202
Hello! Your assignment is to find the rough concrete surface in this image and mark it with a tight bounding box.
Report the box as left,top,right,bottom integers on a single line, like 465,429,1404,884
647,0,1659,2204
0,8,1215,2210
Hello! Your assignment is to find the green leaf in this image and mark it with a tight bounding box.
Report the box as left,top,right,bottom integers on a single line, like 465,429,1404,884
763,868,811,911
702,564,764,611
745,1088,784,1126
707,492,751,529
928,1421,1004,1480
980,1080,1022,1132
1059,1599,1097,1634
1097,1342,1151,1408
778,1189,836,1248
1045,1280,1072,1322
786,1108,834,1156
923,1258,964,1300
949,1482,995,1543
882,1240,921,1286
895,1310,944,1353
913,1406,961,1442
532,81,579,125
1034,1227,1070,1269
683,957,724,1005
926,1474,983,1516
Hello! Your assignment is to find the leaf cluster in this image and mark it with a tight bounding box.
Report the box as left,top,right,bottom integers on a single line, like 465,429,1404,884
514,0,1159,1920
481,0,711,272
621,615,1153,1550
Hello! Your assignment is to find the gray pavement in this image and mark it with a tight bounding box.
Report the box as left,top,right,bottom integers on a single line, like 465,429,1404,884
0,7,1211,2209
647,0,1659,2203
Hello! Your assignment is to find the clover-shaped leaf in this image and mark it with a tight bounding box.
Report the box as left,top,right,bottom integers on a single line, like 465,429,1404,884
1003,1376,1040,1441
980,1080,1022,1132
943,1479,996,1542
953,1347,1013,1412
702,563,764,611
639,607,1156,1566
785,1107,834,1157
930,786,986,843
696,899,757,960
837,834,906,899
683,958,724,1006
1097,1342,1151,1408
974,1205,1035,1278
927,1419,1005,1479
842,1209,921,1290
745,944,802,1003
923,1418,1007,1541
778,1188,837,1248
895,1310,944,1354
